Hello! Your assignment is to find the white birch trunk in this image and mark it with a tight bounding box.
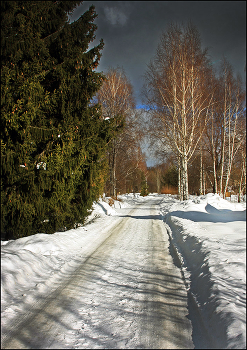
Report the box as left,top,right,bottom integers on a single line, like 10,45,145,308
181,153,189,200
211,111,218,193
200,144,203,195
203,164,206,195
178,156,182,201
219,92,227,197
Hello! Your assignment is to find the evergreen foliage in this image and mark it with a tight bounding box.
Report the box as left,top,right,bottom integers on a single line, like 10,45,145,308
1,1,117,239
162,166,178,188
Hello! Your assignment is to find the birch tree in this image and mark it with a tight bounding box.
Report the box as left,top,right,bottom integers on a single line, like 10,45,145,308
238,140,246,201
220,61,246,197
203,72,222,194
143,23,213,200
115,109,146,194
205,59,246,197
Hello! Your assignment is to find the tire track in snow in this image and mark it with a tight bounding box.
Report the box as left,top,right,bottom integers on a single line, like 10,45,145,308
1,212,133,349
2,198,193,349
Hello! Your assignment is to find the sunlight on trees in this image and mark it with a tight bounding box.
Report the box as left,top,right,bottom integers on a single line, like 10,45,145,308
95,67,146,196
143,22,246,200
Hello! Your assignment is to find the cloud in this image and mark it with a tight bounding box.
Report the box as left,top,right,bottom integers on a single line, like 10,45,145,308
104,6,128,26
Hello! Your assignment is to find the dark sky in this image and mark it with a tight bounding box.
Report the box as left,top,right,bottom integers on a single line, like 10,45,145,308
69,1,246,107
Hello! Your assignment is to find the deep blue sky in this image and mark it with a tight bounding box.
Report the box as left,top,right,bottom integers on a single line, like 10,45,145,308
69,1,246,107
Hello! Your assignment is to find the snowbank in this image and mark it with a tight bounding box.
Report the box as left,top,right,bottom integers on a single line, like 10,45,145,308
84,195,134,224
1,196,125,327
161,193,246,349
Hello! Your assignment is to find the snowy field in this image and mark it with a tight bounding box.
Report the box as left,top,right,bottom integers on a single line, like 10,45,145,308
1,193,246,349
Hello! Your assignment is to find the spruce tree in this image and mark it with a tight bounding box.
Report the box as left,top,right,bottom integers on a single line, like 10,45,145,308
162,166,178,188
1,1,116,239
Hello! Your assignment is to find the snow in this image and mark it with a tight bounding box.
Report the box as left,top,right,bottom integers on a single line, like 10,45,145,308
160,193,246,349
1,193,246,349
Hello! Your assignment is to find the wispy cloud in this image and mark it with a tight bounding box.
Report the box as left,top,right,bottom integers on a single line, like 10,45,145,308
104,6,128,26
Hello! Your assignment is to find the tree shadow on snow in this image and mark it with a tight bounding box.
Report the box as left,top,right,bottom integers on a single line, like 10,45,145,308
119,214,161,220
169,205,246,223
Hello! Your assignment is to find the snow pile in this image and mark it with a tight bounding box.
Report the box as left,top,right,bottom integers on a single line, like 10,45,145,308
161,193,246,349
84,197,118,224
84,195,133,224
118,193,141,203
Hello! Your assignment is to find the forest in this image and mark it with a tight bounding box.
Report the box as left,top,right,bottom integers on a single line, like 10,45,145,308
1,1,246,239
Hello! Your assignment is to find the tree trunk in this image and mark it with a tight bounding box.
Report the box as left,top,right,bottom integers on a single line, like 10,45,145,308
203,164,206,195
178,156,182,200
181,154,189,200
211,111,218,194
213,155,218,194
219,79,227,197
156,167,161,194
109,139,117,197
112,143,117,198
239,152,246,202
200,144,203,195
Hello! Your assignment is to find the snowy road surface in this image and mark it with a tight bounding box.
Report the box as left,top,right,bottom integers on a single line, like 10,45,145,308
1,197,193,349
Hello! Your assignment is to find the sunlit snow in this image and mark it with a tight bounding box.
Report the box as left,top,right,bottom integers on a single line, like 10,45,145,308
1,193,246,349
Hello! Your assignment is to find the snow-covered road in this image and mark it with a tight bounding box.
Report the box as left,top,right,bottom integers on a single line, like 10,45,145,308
1,197,193,349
